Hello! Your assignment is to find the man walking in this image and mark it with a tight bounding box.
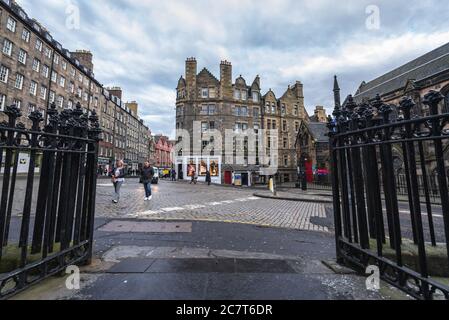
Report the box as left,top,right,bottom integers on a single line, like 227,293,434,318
141,162,154,201
206,169,211,186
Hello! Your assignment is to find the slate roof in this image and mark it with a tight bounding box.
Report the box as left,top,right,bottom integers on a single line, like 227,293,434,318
354,42,449,102
308,122,329,143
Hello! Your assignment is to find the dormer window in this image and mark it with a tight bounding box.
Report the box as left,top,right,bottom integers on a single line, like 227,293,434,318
241,90,247,100
252,92,259,102
234,90,241,100
201,88,209,98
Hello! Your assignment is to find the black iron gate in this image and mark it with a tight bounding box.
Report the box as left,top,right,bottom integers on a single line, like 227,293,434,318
0,102,101,299
329,90,449,300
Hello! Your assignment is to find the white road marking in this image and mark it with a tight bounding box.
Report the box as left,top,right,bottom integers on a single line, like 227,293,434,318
382,208,443,218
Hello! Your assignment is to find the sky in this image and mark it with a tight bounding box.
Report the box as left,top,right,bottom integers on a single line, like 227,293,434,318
15,0,449,138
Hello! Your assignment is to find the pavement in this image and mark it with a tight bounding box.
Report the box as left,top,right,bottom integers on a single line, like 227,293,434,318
6,179,413,300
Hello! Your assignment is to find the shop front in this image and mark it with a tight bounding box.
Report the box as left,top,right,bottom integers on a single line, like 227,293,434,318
176,156,222,184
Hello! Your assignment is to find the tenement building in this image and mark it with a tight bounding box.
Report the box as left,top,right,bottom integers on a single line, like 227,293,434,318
0,0,152,174
175,58,324,185
352,41,449,176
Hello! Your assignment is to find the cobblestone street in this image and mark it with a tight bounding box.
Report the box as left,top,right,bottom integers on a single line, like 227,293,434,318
95,179,330,232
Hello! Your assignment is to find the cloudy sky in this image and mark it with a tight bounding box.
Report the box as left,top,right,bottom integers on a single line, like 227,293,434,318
15,0,449,138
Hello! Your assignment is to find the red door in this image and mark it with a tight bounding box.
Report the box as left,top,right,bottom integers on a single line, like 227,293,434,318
224,171,232,185
306,161,313,183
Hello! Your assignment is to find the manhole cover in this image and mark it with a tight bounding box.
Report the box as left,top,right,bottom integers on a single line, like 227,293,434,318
99,221,192,233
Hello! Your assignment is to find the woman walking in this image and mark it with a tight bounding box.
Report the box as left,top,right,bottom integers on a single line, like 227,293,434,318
110,160,126,204
141,162,154,201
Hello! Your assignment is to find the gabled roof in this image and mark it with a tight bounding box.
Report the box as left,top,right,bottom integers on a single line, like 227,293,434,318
177,76,186,88
263,89,277,100
308,122,329,143
354,42,449,102
197,68,220,85
251,76,261,91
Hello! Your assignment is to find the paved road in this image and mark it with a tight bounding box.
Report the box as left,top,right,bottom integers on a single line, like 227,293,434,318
95,179,330,232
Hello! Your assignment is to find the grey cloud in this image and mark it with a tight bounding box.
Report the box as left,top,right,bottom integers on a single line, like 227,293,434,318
15,0,449,137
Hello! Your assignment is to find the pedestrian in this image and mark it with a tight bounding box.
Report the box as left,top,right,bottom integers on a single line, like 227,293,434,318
190,168,197,185
140,161,154,201
171,168,176,181
206,169,211,186
110,160,126,204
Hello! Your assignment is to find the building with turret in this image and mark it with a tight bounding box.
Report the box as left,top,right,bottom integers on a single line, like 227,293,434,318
175,58,317,185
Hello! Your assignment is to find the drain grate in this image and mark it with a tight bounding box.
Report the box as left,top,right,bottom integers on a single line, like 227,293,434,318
98,221,192,233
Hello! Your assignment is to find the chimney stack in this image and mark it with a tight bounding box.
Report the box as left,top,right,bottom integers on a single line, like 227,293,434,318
185,57,197,99
220,60,233,99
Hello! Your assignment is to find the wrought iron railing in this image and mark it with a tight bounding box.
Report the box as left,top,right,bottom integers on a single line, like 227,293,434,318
0,102,101,299
329,90,449,300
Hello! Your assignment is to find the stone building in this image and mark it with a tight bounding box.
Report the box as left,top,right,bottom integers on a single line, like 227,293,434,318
0,1,153,174
175,58,310,185
0,0,102,126
352,41,449,175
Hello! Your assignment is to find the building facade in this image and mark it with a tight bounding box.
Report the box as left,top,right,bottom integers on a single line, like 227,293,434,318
0,0,152,174
175,58,310,185
351,41,449,176
154,135,173,168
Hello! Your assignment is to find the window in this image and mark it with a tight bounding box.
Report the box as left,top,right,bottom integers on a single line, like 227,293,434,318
201,88,209,98
13,99,21,109
22,29,30,42
201,122,209,133
35,39,43,52
271,103,276,114
208,104,216,115
265,103,270,114
3,39,13,56
234,90,241,100
18,49,27,64
32,58,41,72
283,137,288,149
29,81,37,96
241,106,248,116
267,119,271,130
210,121,215,130
28,103,36,113
57,96,64,108
253,107,260,118
49,90,55,103
67,100,73,109
283,120,287,132
51,71,57,83
14,73,24,90
40,86,47,100
283,155,289,167
59,76,65,87
0,94,6,111
44,46,52,59
70,67,76,78
53,54,60,65
7,16,16,32
252,92,259,102
78,74,83,83
294,105,299,116
272,120,277,130
295,122,300,132
281,104,286,116
241,90,247,100
62,60,67,70
42,65,49,78
0,65,9,83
